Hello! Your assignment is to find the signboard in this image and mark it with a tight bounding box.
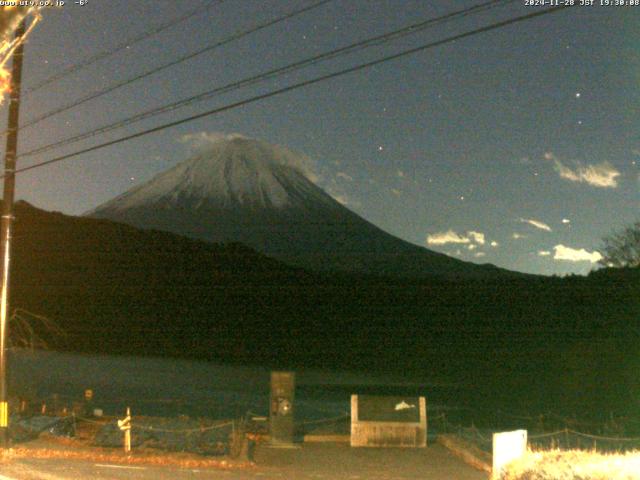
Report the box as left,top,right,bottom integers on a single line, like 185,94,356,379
351,394,426,447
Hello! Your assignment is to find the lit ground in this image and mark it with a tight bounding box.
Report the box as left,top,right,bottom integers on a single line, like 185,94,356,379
0,439,487,479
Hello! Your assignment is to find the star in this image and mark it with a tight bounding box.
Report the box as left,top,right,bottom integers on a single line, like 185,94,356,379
575,92,581,98
378,146,384,151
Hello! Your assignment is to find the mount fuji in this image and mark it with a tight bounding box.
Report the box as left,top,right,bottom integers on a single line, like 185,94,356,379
87,135,508,279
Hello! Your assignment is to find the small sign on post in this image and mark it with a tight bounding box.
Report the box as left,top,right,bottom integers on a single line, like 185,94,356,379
492,429,527,479
117,407,132,454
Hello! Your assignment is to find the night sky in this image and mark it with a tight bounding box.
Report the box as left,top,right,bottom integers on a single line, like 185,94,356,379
4,0,638,276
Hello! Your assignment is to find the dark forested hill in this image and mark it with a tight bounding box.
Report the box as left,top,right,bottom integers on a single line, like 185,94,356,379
8,201,640,418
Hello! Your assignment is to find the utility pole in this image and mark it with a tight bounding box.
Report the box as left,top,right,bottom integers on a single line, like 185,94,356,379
0,18,27,447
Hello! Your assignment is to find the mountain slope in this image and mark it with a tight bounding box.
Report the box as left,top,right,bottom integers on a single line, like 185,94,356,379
8,201,640,418
87,135,511,279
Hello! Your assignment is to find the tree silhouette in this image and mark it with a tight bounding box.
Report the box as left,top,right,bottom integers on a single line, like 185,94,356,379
599,221,640,268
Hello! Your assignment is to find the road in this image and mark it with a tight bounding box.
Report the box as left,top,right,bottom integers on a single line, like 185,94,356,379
0,444,488,479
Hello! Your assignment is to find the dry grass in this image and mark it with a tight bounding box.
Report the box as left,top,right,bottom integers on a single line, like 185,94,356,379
499,449,640,480
0,433,255,471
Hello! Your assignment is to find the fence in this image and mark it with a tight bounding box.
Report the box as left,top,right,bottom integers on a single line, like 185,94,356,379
430,409,640,455
10,389,640,457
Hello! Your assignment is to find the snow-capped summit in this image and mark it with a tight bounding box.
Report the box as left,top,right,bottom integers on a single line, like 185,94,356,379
95,135,334,213
88,135,508,279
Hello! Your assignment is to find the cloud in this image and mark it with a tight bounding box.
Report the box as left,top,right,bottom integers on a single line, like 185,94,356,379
426,229,487,246
179,132,247,149
179,132,321,183
544,152,620,188
553,244,602,263
512,233,526,240
490,241,499,247
520,218,552,232
336,172,353,182
468,231,485,245
467,244,477,251
333,195,348,205
562,218,571,224
474,252,486,258
325,180,356,207
426,230,470,245
390,188,402,196
538,250,551,256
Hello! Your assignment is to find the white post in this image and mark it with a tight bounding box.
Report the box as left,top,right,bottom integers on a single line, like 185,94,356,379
118,407,132,454
492,429,527,479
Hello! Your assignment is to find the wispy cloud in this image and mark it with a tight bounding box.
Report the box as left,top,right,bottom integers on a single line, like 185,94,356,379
474,252,486,258
179,132,321,183
520,218,552,232
179,132,247,149
390,188,402,196
330,192,349,205
468,231,485,245
553,244,602,263
325,179,356,207
538,250,551,256
512,233,526,240
426,230,471,245
490,241,499,247
544,152,620,188
426,229,490,249
336,172,353,182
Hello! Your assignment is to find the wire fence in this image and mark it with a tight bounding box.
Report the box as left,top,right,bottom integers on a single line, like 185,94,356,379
430,410,640,454
11,390,640,456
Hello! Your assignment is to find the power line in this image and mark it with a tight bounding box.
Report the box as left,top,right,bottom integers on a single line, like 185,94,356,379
19,0,515,158
18,0,335,132
23,0,223,95
11,6,569,177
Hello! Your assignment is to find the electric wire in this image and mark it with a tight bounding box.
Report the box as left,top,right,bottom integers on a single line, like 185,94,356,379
18,0,335,132
10,6,570,177
19,0,515,158
23,0,223,95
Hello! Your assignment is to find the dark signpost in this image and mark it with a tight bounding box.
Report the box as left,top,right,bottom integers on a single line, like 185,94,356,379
269,371,295,446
